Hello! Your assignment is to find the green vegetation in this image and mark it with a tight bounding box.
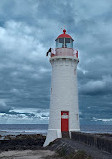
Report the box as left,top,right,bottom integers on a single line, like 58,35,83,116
56,147,67,157
45,149,93,159
56,148,93,159
70,150,92,159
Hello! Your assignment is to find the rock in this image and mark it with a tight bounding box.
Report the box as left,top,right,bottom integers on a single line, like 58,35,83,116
0,134,46,151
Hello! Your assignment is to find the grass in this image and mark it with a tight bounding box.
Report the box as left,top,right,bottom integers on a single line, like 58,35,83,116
71,150,92,159
45,150,93,159
56,148,93,159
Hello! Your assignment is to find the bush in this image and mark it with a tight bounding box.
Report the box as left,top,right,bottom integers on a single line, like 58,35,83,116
56,149,92,159
56,147,67,157
72,150,92,159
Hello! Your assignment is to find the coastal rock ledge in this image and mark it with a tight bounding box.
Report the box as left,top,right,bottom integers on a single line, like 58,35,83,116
0,133,112,159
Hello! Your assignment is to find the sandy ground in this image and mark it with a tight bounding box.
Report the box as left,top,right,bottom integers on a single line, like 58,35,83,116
0,150,57,159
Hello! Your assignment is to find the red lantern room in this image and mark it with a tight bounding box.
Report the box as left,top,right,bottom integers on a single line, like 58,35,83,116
46,29,78,58
55,29,74,48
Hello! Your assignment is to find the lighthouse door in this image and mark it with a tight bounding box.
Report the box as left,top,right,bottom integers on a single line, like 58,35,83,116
61,111,69,132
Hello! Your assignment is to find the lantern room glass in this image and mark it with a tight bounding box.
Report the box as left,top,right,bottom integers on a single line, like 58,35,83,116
56,38,73,48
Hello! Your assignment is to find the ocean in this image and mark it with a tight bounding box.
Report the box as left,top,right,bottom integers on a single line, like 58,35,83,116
0,124,112,137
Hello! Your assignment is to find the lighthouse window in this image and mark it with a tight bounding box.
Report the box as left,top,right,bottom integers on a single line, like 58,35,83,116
65,38,73,48
59,38,64,47
56,38,73,48
59,38,64,43
65,38,70,43
56,38,64,48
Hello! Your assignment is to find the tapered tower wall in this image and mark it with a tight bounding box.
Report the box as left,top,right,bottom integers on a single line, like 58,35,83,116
44,56,80,146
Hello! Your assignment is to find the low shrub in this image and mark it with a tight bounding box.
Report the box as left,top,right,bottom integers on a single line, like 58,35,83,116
56,148,92,159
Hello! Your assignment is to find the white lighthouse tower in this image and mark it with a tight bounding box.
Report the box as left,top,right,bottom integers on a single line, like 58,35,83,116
44,29,80,146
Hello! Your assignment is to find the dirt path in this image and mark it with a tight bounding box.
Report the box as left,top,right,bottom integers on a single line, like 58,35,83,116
0,150,57,159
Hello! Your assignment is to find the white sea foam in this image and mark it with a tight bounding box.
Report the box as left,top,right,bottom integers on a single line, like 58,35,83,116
0,129,47,136
93,117,112,122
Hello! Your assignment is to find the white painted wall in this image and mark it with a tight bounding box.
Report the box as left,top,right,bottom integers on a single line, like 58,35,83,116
44,56,80,147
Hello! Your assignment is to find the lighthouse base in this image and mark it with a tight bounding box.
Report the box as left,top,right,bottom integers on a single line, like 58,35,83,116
43,129,62,147
43,128,80,147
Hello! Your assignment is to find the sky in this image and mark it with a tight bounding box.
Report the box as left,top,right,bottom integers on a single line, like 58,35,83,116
0,0,112,124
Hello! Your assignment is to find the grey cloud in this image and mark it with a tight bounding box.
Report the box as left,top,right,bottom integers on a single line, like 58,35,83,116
0,100,11,113
0,0,112,124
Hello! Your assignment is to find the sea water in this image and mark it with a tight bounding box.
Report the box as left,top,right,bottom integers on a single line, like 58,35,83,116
0,124,112,137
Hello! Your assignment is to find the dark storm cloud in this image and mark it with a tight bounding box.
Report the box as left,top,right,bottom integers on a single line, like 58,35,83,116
0,0,112,123
0,100,11,113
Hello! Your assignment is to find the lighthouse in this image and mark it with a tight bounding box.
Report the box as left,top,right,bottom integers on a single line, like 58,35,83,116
44,29,80,146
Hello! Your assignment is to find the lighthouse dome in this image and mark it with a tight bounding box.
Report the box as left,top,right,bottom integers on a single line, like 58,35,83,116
56,29,73,40
55,29,74,48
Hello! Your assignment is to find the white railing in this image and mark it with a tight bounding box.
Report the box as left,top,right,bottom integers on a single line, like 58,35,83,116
51,48,78,58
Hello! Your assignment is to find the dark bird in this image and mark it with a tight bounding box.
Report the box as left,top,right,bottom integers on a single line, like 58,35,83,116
46,48,52,56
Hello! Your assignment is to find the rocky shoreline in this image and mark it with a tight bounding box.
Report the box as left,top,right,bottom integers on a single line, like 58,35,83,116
0,133,112,159
0,134,46,152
